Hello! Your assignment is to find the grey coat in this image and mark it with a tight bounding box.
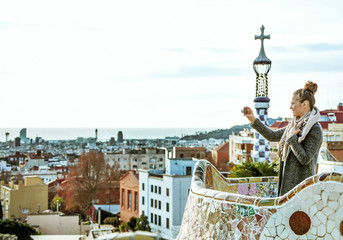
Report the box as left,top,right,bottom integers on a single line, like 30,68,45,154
251,118,323,196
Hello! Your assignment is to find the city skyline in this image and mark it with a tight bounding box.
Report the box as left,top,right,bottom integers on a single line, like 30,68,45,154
0,0,342,128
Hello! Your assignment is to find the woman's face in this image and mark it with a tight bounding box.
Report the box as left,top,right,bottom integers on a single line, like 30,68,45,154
290,95,307,118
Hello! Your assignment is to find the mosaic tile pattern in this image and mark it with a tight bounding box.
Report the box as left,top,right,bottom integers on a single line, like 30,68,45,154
178,160,343,240
253,107,270,162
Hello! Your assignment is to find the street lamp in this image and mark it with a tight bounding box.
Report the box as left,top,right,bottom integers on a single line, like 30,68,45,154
253,25,271,98
252,25,272,163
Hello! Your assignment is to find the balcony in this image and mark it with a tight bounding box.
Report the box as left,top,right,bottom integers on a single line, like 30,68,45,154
178,160,343,239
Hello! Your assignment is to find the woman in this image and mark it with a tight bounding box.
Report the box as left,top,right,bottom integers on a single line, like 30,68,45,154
244,81,323,196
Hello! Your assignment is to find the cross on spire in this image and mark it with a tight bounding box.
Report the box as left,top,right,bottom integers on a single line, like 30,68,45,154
254,25,271,64
255,25,270,43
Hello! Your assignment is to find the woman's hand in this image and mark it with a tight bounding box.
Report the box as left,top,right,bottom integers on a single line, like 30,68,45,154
243,106,256,123
289,123,302,136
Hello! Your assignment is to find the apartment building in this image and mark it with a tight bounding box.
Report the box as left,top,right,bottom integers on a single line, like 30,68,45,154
139,158,196,239
0,176,48,220
104,148,165,170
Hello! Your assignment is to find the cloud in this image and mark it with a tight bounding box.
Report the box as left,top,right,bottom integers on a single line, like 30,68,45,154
299,43,343,52
150,65,245,79
273,56,343,73
271,43,343,53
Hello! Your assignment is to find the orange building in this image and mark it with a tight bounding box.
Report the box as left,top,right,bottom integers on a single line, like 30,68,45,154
211,142,231,171
119,171,139,222
171,147,207,159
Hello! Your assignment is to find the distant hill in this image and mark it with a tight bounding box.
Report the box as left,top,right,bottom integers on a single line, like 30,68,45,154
181,117,282,140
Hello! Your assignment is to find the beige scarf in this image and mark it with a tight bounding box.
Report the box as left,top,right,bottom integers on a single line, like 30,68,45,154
278,107,321,162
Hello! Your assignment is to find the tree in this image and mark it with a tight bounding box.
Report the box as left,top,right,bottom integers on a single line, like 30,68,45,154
0,219,40,240
58,151,121,216
119,222,129,232
230,160,278,178
127,217,137,231
135,213,151,232
51,195,65,212
104,216,119,227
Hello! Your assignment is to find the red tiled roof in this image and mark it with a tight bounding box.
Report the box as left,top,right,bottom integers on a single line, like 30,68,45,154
330,150,343,162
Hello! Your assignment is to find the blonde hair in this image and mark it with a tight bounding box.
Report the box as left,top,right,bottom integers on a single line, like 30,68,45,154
293,81,317,110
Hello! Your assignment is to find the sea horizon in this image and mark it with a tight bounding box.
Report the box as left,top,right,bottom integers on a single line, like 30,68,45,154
0,128,219,142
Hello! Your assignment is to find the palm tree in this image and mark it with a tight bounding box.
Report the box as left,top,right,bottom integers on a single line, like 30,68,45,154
230,159,278,178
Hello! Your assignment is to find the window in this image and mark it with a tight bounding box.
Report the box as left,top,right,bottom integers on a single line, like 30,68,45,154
142,196,145,205
150,164,156,169
166,188,169,197
149,158,157,163
158,215,161,226
133,165,137,168
128,191,132,209
158,187,161,194
151,213,153,223
155,200,157,208
166,203,169,212
180,154,184,158
142,183,145,191
155,214,157,224
158,201,161,210
134,192,138,211
196,153,200,158
155,186,157,193
151,185,153,192
166,218,170,229
151,199,153,207
186,166,192,176
121,189,125,207
159,158,163,162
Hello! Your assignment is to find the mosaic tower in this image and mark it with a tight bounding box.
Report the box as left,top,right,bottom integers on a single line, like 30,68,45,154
253,25,272,162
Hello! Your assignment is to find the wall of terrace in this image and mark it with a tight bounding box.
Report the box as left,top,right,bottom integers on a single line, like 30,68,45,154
178,160,343,240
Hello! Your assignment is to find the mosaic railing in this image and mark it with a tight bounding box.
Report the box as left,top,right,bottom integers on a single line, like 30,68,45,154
178,160,343,240
318,147,343,174
224,176,278,198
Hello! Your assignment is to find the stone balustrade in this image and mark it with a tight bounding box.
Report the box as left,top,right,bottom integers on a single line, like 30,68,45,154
178,160,343,239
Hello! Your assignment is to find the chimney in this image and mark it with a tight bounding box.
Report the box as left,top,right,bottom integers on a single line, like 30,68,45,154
338,103,343,111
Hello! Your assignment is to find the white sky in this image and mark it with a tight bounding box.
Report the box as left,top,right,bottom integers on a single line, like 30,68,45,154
0,0,342,128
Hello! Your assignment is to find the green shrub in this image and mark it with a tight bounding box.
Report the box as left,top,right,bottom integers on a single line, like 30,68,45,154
230,160,278,178
0,219,40,240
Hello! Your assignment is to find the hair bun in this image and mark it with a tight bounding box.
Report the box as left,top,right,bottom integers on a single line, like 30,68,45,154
304,80,318,95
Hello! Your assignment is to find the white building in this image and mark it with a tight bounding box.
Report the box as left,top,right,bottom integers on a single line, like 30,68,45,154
105,148,165,170
0,160,11,171
138,158,196,240
229,130,254,164
12,169,60,184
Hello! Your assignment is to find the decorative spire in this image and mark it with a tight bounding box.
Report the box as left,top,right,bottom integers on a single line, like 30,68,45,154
254,25,271,65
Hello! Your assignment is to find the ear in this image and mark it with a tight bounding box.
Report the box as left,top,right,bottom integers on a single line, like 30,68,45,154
302,100,309,108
